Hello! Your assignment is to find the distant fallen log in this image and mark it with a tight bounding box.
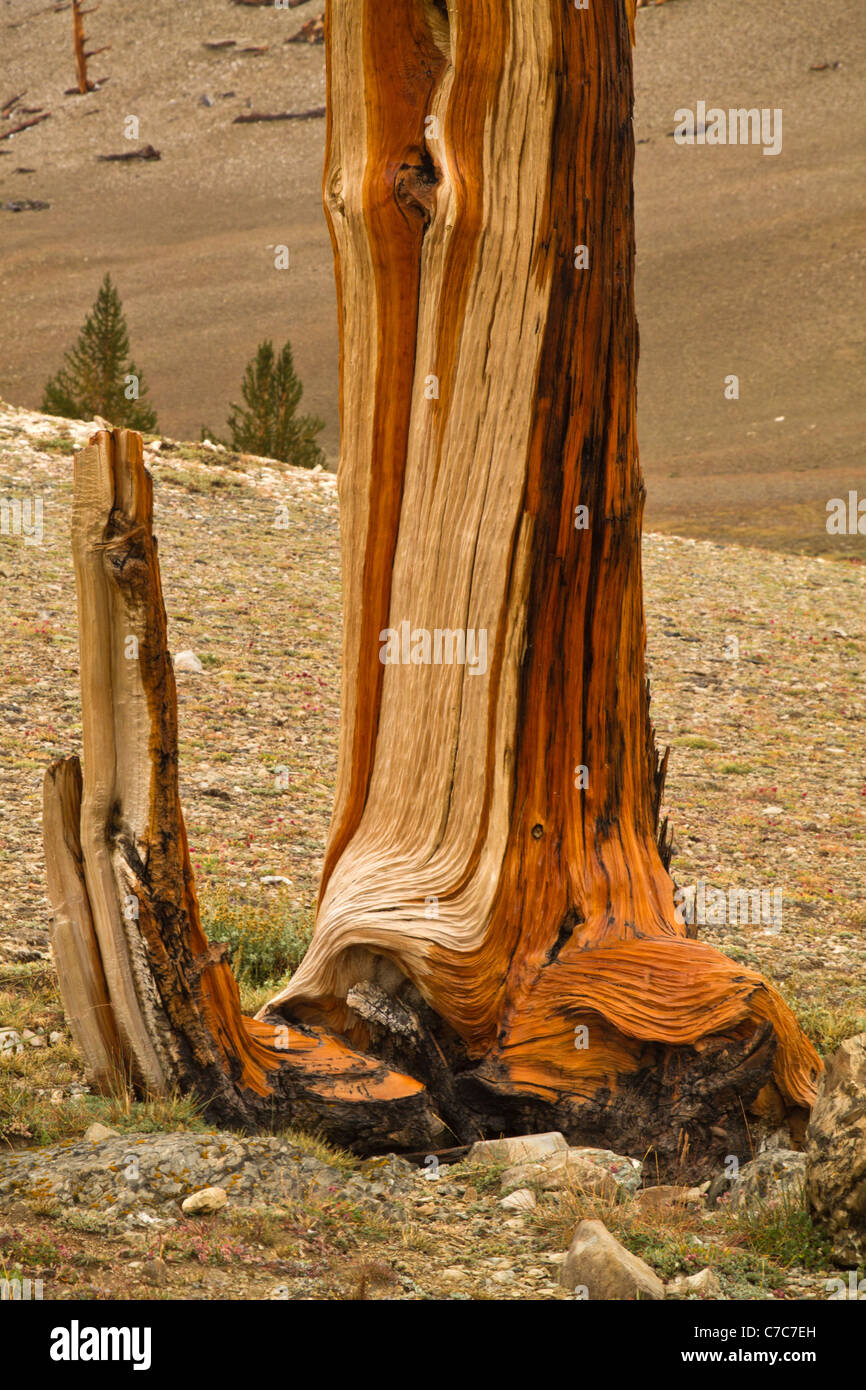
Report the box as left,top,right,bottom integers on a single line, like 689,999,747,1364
0,198,50,212
0,113,52,140
1,92,27,117
96,144,161,162
287,14,323,44
232,107,325,124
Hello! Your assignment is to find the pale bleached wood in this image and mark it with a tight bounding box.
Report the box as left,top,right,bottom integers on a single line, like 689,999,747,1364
71,430,170,1090
43,755,125,1093
46,427,447,1149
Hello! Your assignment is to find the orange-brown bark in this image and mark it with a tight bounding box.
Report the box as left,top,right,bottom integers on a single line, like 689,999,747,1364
72,1,93,94
262,0,820,1168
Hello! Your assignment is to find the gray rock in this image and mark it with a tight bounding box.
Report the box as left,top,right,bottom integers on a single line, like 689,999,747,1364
141,1258,168,1286
468,1132,567,1166
723,1150,806,1214
500,1150,619,1200
566,1147,643,1195
0,1132,410,1222
806,1033,866,1265
561,1219,665,1300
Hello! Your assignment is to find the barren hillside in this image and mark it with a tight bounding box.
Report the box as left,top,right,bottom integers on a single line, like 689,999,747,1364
1,0,864,552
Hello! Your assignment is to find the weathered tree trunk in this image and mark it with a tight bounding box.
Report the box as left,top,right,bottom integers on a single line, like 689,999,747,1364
260,0,821,1167
71,1,108,96
45,428,444,1150
45,0,821,1177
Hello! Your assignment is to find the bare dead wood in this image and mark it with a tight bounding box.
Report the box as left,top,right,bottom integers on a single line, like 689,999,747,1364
287,15,323,44
232,107,325,124
43,428,446,1150
95,144,161,162
71,0,109,95
43,756,125,1093
0,113,51,139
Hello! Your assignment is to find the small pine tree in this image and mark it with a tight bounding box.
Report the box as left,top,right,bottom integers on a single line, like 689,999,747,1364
226,339,325,468
42,274,158,431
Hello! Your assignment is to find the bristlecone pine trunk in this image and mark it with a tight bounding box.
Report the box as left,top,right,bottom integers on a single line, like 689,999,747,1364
44,0,821,1176
71,1,108,96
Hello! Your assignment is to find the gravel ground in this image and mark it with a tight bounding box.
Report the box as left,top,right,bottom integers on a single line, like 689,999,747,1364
0,402,864,1028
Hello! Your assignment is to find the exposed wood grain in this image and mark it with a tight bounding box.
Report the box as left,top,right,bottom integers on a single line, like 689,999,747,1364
262,0,820,1168
43,756,125,1093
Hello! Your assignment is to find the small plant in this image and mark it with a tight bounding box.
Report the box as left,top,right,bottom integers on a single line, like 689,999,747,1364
220,339,325,468
201,889,314,987
786,994,866,1057
720,1191,833,1271
42,274,158,430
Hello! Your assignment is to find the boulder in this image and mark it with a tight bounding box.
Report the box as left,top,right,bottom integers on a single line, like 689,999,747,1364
666,1267,723,1299
0,1132,411,1221
467,1131,567,1166
561,1218,665,1300
806,1033,866,1265
712,1149,805,1213
568,1147,642,1195
181,1185,228,1215
633,1184,705,1215
500,1149,619,1200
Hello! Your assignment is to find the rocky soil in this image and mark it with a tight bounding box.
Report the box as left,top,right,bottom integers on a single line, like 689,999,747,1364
0,1124,856,1301
2,0,863,554
1,403,863,1036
